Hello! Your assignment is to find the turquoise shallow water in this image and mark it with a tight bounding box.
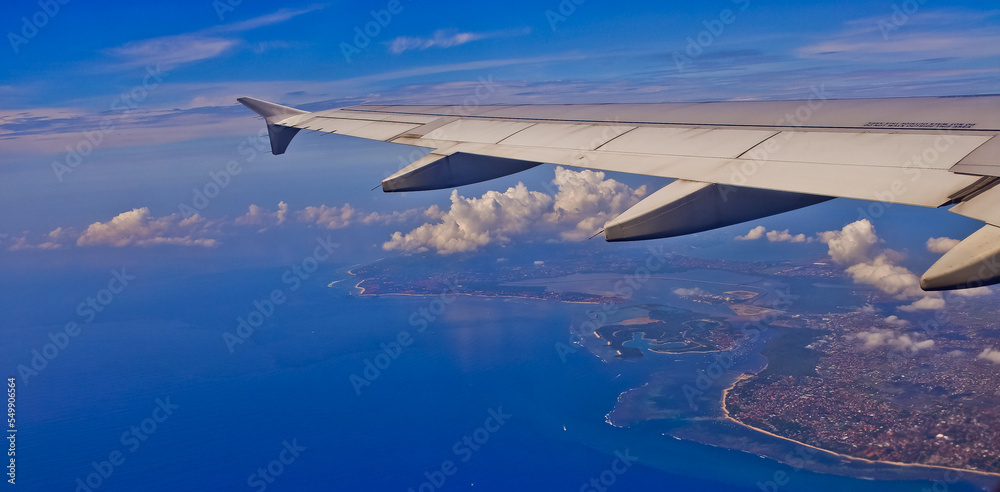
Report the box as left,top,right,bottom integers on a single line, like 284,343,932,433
2,265,996,491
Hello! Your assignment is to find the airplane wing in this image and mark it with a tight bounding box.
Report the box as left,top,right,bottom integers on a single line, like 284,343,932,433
237,95,1000,292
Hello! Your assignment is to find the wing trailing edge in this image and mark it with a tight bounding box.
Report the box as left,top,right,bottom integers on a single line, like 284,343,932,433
237,95,1000,292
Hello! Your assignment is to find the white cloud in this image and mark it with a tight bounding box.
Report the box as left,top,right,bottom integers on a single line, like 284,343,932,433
797,9,1000,62
818,219,882,265
978,347,1000,364
383,167,645,254
898,296,947,312
361,208,438,225
235,202,288,231
767,229,811,243
6,227,66,251
673,287,708,297
103,6,323,70
735,226,766,241
384,184,552,254
211,6,324,34
820,219,947,311
545,167,647,241
106,36,238,70
388,28,531,54
736,226,811,243
851,329,935,353
77,208,218,247
297,204,356,230
926,237,962,254
883,315,910,327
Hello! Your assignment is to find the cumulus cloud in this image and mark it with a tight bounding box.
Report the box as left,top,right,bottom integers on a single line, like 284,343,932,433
6,227,66,251
383,167,646,254
851,329,935,353
818,220,882,265
735,226,766,241
767,229,812,243
926,236,961,254
297,204,357,230
361,208,440,225
235,202,288,231
735,226,811,243
883,315,910,327
77,208,218,247
544,167,647,241
384,184,553,254
978,347,1000,364
673,287,708,297
819,220,943,310
296,204,434,230
899,296,947,312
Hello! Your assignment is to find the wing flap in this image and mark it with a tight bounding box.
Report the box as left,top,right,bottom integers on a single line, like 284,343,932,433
744,132,991,169
951,184,1000,227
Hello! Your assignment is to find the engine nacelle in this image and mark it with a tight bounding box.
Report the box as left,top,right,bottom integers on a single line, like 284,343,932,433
604,180,832,241
382,152,541,192
921,224,1000,291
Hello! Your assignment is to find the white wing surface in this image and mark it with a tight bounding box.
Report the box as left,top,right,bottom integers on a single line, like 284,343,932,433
238,95,1000,291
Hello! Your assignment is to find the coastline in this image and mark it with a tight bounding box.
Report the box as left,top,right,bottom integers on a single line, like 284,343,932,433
719,373,1000,480
350,278,602,305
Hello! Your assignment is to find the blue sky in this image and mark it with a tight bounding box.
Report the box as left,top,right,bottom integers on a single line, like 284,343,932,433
1,0,999,287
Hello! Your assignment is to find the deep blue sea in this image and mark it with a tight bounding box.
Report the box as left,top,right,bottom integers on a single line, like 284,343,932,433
2,263,996,491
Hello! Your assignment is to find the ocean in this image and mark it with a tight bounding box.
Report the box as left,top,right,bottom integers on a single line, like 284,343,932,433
3,264,993,491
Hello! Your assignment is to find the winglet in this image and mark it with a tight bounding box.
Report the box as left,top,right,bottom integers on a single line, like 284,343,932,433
237,97,309,155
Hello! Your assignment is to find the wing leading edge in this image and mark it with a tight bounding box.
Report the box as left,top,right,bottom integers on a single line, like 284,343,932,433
237,95,1000,291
